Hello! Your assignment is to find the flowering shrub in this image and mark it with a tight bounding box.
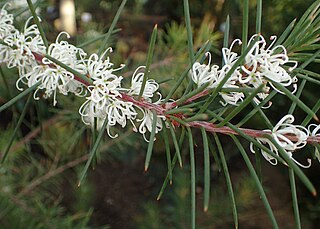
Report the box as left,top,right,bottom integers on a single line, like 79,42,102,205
1,1,320,228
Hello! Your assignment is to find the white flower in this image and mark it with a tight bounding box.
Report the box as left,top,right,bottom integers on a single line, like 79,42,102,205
4,18,45,71
190,52,219,87
18,32,87,105
250,114,311,167
190,52,244,106
308,124,320,136
137,108,165,142
222,39,242,66
244,35,298,93
128,66,159,100
0,4,16,39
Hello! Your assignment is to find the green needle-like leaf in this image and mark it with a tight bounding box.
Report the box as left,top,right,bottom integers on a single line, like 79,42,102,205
1,94,32,163
187,127,196,229
138,24,158,99
78,118,108,186
144,110,158,171
302,98,320,126
223,15,230,66
169,124,183,167
289,168,302,229
237,91,277,127
274,19,296,46
157,128,186,200
27,0,48,49
162,123,172,184
201,128,210,212
256,0,262,34
213,133,238,229
0,83,40,113
183,0,195,64
208,138,221,172
270,80,316,120
242,0,249,52
232,136,279,229
97,0,127,57
218,84,264,127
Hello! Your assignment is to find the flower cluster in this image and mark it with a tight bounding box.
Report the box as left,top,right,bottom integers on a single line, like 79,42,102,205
1,5,319,168
190,35,297,107
0,5,165,139
249,114,319,168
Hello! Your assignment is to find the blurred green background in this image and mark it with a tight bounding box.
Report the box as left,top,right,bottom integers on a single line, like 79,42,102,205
0,0,319,228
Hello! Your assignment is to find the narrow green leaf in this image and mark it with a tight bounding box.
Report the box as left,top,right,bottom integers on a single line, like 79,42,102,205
275,19,296,46
187,127,196,229
242,0,249,52
265,135,316,196
144,110,158,171
97,0,127,57
254,144,263,182
271,80,316,119
213,133,238,229
162,123,172,184
217,84,264,127
231,136,279,229
223,15,230,49
78,118,108,186
201,128,210,212
296,74,320,86
157,127,186,200
169,124,183,167
185,114,209,122
183,0,195,64
237,91,277,127
302,98,320,126
289,168,302,229
175,82,210,106
0,83,40,113
222,15,230,65
208,138,221,172
1,94,32,163
138,24,158,99
165,107,193,115
256,0,262,34
26,0,48,49
288,80,306,115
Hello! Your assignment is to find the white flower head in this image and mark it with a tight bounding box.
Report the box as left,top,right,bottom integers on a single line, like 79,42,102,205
128,66,159,101
222,39,242,66
18,32,87,105
0,4,16,39
136,108,165,142
3,17,45,72
244,35,298,94
190,52,219,88
250,114,311,168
